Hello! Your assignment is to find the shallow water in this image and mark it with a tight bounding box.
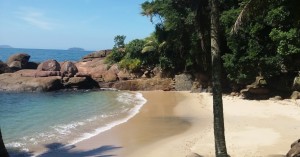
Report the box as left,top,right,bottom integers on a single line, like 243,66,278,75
0,90,146,156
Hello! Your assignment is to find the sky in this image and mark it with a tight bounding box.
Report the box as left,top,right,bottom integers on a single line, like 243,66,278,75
0,0,154,50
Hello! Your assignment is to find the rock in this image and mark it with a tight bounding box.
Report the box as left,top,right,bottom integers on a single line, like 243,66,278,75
81,50,112,61
103,70,118,82
8,61,22,70
117,70,132,80
113,78,173,91
76,59,108,79
287,139,300,157
0,73,62,92
7,53,30,69
26,62,39,69
64,77,99,89
0,61,12,74
18,70,61,77
38,60,61,71
291,91,300,99
61,61,78,77
152,67,162,78
269,95,283,100
293,76,300,91
191,82,201,93
75,72,91,77
230,92,239,97
175,74,193,91
291,139,300,148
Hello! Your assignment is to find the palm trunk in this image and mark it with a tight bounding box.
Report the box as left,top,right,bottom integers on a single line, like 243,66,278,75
210,0,229,156
0,129,9,157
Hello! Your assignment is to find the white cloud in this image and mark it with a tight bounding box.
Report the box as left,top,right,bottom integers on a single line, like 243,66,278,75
16,7,56,30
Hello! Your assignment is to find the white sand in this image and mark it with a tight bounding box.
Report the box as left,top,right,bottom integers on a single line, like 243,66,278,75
130,92,300,157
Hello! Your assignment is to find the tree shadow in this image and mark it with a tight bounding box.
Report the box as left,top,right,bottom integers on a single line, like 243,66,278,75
6,148,34,157
7,143,122,157
37,143,122,157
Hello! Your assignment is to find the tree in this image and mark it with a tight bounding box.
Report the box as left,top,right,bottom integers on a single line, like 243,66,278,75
210,0,229,156
0,129,9,157
114,35,126,48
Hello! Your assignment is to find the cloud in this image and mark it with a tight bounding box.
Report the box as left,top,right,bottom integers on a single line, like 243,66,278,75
16,7,56,30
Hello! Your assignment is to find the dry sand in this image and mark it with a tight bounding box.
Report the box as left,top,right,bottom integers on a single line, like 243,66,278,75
38,91,300,157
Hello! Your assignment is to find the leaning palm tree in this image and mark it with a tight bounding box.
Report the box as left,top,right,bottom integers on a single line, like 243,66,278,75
0,128,9,157
231,0,268,34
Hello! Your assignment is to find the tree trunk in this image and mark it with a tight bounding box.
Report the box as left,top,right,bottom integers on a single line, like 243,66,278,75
0,129,9,157
210,0,229,156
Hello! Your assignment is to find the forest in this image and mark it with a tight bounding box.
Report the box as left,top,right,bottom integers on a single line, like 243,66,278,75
106,0,300,94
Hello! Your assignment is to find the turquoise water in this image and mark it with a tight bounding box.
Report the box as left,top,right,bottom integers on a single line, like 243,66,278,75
0,48,93,62
0,90,146,155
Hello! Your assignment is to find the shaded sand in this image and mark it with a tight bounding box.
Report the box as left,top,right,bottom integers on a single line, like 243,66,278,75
37,91,300,157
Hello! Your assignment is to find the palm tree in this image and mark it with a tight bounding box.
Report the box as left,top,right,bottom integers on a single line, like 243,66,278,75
210,0,229,156
0,129,9,157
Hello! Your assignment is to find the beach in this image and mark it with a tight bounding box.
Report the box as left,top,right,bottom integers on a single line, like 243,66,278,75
38,91,300,157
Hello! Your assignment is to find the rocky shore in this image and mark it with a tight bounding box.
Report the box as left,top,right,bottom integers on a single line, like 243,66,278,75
0,51,177,92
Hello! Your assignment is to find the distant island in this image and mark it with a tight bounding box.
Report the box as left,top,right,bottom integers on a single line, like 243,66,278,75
68,47,85,51
0,45,13,48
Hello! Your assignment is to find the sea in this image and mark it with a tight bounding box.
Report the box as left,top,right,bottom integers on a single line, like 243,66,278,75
0,48,147,156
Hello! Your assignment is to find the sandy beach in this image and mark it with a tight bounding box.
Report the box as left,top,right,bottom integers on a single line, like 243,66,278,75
38,91,300,157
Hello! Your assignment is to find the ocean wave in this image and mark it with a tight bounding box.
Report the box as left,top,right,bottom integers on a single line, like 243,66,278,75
69,92,147,145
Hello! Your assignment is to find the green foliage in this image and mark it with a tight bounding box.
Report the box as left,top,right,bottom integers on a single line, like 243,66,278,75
221,0,300,84
105,48,125,64
141,0,211,73
119,58,141,72
114,35,126,48
269,28,300,55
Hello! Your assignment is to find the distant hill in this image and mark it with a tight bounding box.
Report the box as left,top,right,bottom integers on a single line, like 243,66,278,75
68,47,85,51
0,45,13,48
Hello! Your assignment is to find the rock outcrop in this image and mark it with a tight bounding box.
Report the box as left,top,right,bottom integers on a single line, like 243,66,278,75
113,78,174,91
240,76,270,99
0,72,62,92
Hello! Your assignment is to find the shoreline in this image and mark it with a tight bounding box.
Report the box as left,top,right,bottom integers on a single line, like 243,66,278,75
31,91,300,157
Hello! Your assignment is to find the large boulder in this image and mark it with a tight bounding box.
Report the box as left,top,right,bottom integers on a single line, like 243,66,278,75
38,60,61,71
0,61,12,74
60,61,78,77
7,53,30,69
287,139,300,157
0,73,62,92
175,74,193,91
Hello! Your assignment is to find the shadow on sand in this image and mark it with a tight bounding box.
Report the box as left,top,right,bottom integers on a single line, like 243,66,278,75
8,143,122,157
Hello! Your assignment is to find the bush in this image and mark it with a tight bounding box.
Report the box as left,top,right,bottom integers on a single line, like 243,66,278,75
119,58,142,72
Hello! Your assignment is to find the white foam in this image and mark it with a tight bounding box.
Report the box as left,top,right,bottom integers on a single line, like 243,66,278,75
53,121,85,135
68,92,147,145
